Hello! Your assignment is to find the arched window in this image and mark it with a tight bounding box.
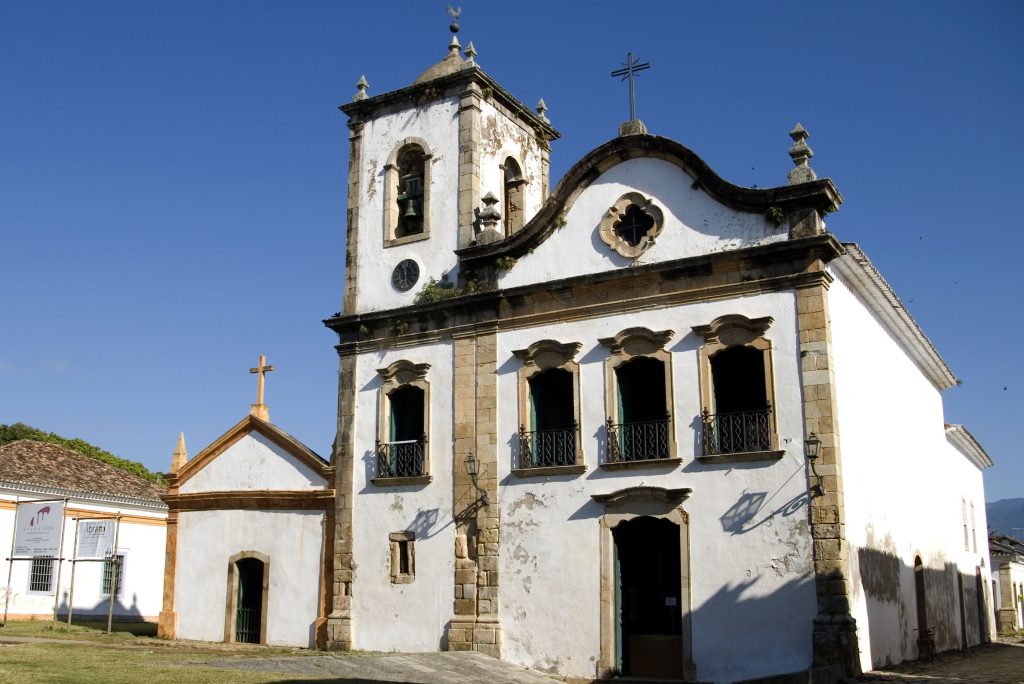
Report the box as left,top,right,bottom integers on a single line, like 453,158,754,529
502,157,525,235
395,146,425,237
693,315,780,460
375,360,431,483
599,328,676,466
513,339,583,474
383,138,432,246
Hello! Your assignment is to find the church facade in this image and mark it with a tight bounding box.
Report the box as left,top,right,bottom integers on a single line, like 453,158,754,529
320,34,993,682
158,32,994,683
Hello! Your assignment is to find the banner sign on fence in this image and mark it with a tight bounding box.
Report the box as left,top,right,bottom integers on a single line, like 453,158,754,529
13,500,66,556
75,519,117,559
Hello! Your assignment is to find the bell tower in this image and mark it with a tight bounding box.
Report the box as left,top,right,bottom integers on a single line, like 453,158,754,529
337,21,559,316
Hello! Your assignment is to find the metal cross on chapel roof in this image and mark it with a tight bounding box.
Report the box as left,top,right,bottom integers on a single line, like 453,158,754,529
611,52,651,122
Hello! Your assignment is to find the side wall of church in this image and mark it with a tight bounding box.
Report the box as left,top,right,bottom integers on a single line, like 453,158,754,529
349,340,456,652
828,273,991,670
174,508,324,647
497,158,787,291
355,98,461,314
495,291,818,682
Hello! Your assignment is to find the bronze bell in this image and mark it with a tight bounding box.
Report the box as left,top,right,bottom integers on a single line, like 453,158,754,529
404,198,419,219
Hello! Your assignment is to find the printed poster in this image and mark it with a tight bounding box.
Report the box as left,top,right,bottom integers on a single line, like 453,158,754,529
75,519,117,559
13,500,66,556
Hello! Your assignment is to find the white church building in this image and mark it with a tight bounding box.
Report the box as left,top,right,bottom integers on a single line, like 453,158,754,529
161,29,994,683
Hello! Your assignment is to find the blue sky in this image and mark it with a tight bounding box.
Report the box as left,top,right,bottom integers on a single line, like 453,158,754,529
2,2,1021,501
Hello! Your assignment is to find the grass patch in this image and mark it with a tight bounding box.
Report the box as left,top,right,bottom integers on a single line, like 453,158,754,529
0,621,323,683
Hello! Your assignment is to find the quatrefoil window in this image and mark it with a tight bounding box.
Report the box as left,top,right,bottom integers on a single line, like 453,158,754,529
599,192,665,259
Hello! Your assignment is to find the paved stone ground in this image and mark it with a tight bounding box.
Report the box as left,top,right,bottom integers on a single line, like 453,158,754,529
858,639,1024,684
193,651,560,684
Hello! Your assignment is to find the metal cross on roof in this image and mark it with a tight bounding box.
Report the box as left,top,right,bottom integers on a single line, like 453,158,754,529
611,52,651,122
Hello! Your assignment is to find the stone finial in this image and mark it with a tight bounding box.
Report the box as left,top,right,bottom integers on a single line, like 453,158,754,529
479,192,501,227
353,75,369,102
170,432,187,473
449,35,461,55
787,122,817,185
476,192,503,245
536,98,549,123
463,42,477,68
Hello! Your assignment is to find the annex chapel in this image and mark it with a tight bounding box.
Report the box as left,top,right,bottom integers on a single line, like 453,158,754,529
157,25,994,683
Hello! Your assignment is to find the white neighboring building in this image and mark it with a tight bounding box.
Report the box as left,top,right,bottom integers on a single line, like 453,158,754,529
989,533,1024,632
158,409,332,648
318,30,997,683
0,440,167,622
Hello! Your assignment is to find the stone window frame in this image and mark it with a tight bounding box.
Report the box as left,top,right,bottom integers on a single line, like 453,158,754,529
389,531,416,584
598,327,679,470
373,360,432,486
970,502,977,553
224,550,270,645
598,192,665,259
383,137,433,247
511,339,586,478
692,314,783,464
962,498,969,551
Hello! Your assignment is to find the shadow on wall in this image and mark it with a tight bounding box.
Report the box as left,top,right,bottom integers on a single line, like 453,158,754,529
854,544,990,669
55,591,147,622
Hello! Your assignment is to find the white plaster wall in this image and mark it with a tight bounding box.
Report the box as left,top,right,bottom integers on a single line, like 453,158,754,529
174,508,323,647
829,272,991,671
477,99,545,227
499,158,786,290
495,293,818,682
0,492,166,620
350,340,456,652
179,431,326,494
355,98,461,314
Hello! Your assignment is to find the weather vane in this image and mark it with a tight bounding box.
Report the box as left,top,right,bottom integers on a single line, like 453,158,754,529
611,52,651,122
447,5,461,33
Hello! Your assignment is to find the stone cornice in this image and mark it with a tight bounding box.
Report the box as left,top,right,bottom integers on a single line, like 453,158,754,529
456,135,843,268
339,66,559,142
163,489,335,512
324,235,844,353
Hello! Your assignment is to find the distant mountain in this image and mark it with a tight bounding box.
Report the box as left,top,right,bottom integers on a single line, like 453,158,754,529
986,498,1024,537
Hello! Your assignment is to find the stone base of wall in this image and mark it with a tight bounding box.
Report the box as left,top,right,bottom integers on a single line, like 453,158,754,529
813,613,860,676
447,615,502,658
325,613,352,650
996,608,1019,633
157,609,177,638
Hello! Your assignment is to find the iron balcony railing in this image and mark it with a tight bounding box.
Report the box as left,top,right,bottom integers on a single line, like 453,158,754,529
701,406,773,455
517,424,578,469
376,435,427,478
606,414,671,462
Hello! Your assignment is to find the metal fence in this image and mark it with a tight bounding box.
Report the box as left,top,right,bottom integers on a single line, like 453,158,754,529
517,425,577,468
701,406,772,455
606,415,671,462
235,606,260,644
376,437,427,478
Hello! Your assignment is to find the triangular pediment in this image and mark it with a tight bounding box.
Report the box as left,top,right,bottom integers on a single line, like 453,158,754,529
174,414,329,493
